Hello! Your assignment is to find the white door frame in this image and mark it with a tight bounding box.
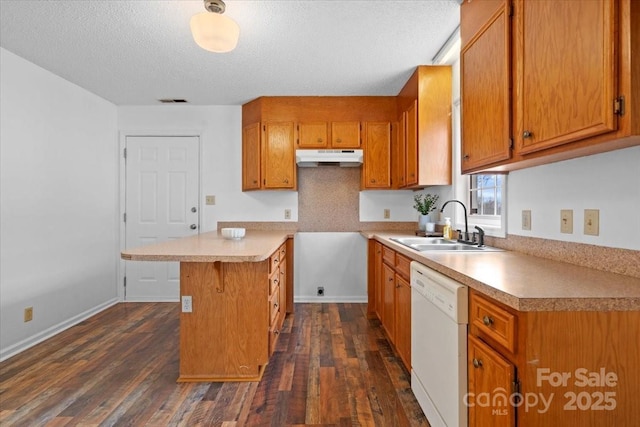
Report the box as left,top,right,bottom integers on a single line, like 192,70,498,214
118,129,203,302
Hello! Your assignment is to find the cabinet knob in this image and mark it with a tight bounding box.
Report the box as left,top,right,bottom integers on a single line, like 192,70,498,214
253,180,258,184
482,315,494,326
523,130,533,138
388,277,394,282
463,154,470,160
274,302,278,308
336,138,342,143
473,358,483,369
370,179,376,183
317,138,323,142
283,179,289,184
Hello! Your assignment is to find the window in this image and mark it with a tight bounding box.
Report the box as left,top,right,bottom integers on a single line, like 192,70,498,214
469,174,504,216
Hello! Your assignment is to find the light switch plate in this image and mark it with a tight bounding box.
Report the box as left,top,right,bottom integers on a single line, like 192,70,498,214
522,210,532,231
383,208,390,219
284,209,291,220
560,209,573,234
584,209,599,236
205,195,215,205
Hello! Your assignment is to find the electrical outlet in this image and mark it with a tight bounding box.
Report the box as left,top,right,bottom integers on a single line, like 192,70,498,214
284,209,291,220
383,208,390,219
522,210,532,231
560,209,573,234
24,307,33,322
317,287,324,296
205,195,215,205
584,209,599,236
181,296,193,313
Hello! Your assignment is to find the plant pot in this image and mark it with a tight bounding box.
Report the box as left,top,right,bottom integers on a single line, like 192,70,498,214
418,214,431,231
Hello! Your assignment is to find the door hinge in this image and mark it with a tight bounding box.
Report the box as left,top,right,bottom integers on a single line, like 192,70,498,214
123,212,127,222
123,147,127,159
512,380,521,404
614,96,625,116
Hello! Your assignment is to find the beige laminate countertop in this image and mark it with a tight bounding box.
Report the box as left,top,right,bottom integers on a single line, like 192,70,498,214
367,232,640,312
121,230,294,263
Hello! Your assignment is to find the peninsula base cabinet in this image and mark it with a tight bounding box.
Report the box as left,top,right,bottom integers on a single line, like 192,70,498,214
178,241,291,382
469,289,640,426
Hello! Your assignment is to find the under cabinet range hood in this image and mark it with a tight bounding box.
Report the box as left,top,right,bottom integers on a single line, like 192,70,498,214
295,149,363,167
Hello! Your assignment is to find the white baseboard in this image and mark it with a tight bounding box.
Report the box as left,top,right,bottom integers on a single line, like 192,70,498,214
293,296,368,303
123,297,179,303
0,298,119,362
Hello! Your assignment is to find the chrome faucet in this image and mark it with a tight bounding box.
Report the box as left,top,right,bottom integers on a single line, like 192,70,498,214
440,199,469,242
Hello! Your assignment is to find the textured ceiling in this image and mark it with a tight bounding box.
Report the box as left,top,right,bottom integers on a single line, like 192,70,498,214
0,0,460,106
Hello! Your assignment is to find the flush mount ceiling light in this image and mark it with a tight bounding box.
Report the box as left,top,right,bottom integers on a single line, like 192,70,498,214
190,0,239,53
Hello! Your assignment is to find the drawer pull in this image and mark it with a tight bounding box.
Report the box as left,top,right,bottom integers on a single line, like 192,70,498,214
274,303,278,308
482,315,494,326
273,278,279,285
473,358,483,369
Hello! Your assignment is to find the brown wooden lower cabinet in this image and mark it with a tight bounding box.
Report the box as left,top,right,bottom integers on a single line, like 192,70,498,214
370,239,411,371
178,241,290,382
469,289,640,426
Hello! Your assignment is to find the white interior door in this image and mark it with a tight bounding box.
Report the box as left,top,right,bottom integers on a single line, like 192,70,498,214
124,136,199,301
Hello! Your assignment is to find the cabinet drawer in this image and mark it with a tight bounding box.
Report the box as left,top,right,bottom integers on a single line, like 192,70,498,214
269,285,281,326
382,245,395,266
470,292,517,353
395,253,411,280
269,267,280,296
269,246,282,274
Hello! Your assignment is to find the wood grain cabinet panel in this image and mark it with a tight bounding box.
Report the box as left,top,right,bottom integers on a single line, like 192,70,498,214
362,122,392,189
517,0,617,153
461,0,512,173
242,123,262,190
395,274,411,370
382,262,396,343
262,122,296,189
468,334,516,427
396,66,452,187
297,122,328,148
331,121,361,148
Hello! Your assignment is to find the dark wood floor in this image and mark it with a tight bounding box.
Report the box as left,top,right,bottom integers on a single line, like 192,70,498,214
0,302,429,426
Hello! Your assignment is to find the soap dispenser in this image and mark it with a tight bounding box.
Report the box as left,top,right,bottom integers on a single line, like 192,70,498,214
443,217,452,240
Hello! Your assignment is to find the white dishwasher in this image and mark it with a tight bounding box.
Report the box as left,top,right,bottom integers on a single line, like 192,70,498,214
410,261,468,427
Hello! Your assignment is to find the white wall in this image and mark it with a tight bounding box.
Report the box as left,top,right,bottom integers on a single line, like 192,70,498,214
118,106,298,231
508,146,640,250
0,48,119,360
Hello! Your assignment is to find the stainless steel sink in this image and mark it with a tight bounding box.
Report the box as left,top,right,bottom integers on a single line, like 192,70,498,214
389,236,502,252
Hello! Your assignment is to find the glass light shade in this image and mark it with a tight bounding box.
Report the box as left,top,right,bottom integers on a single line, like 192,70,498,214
190,12,239,53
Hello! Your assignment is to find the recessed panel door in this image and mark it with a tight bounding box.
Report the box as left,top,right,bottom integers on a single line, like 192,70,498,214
125,136,199,300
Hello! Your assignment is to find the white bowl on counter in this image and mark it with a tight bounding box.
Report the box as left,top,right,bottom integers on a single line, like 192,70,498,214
221,228,246,240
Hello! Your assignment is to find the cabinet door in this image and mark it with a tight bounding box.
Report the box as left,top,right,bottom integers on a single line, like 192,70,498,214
331,122,361,148
374,242,383,321
517,0,617,154
395,275,411,370
394,116,406,188
279,258,287,315
461,2,512,172
404,102,418,186
297,122,328,148
362,122,391,189
468,335,516,427
242,123,262,190
382,262,396,343
262,122,296,189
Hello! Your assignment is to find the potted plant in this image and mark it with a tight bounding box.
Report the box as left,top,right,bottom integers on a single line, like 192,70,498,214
413,193,439,231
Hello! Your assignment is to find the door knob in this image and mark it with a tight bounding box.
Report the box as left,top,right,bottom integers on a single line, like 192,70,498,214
190,224,197,230
191,207,197,213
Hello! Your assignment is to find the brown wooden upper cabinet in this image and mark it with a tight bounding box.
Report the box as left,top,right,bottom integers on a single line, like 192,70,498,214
297,122,329,148
296,121,361,149
331,121,361,148
395,66,453,188
461,0,640,174
242,121,296,191
362,122,391,189
460,0,512,173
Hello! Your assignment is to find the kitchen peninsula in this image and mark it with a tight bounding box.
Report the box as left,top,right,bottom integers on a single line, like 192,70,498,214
121,230,294,382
